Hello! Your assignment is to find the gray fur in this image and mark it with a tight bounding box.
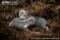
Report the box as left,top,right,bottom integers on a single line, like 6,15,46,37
9,9,35,32
9,9,49,32
35,17,49,31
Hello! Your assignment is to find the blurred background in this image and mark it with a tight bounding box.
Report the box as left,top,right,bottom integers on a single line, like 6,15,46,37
0,0,60,40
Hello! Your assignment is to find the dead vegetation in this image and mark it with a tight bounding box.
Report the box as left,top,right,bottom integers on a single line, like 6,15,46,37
0,0,60,40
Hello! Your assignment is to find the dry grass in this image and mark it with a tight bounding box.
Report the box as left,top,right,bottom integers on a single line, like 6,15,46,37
0,0,60,40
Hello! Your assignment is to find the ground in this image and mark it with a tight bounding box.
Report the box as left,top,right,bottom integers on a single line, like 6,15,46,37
0,0,60,40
